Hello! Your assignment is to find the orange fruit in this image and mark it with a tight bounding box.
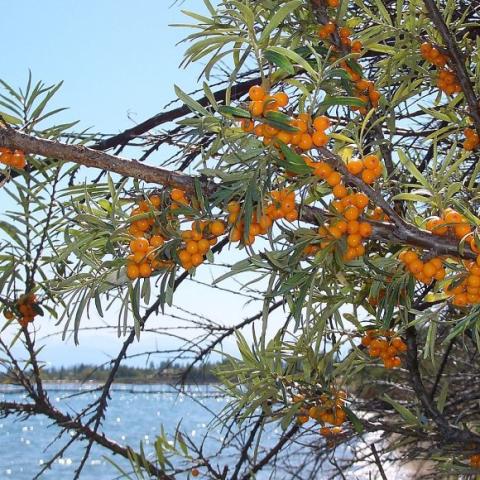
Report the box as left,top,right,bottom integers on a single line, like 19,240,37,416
130,238,149,253
313,116,331,131
326,171,342,187
273,92,289,107
210,220,226,236
347,159,363,175
312,131,329,147
344,206,360,221
363,155,380,170
298,133,313,150
361,170,376,184
359,222,372,237
332,184,348,199
150,235,164,248
139,263,153,278
191,253,204,267
249,101,264,117
249,85,266,101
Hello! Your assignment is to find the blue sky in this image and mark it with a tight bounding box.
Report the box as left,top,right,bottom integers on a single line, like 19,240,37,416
2,0,207,133
1,1,289,367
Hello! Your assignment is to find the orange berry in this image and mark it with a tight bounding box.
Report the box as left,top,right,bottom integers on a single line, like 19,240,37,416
335,220,348,234
444,209,463,224
326,171,342,187
409,259,424,274
351,40,363,52
273,91,289,107
347,159,364,175
210,220,226,236
139,262,153,278
354,193,369,210
227,201,241,213
186,240,199,254
358,222,372,238
130,237,149,253
314,162,333,179
241,119,255,132
191,468,200,477
249,101,264,117
347,220,360,234
178,249,191,264
191,253,204,267
423,262,437,277
11,150,26,168
254,124,265,137
344,206,360,221
313,116,331,131
332,183,348,199
454,223,471,239
363,155,380,170
195,239,209,254
149,195,161,208
249,85,266,101
171,188,186,202
347,233,362,247
299,133,313,150
403,251,418,264
150,235,164,248
276,130,292,144
312,130,329,147
126,264,140,280
361,169,377,184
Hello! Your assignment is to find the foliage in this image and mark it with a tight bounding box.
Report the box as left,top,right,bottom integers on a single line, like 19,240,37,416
1,0,480,478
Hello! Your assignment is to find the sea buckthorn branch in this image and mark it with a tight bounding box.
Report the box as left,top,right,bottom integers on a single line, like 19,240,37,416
0,127,210,196
422,0,480,136
2,127,475,261
309,0,396,176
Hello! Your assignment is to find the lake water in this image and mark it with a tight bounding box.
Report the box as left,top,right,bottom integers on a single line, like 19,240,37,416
0,384,245,479
1,384,390,479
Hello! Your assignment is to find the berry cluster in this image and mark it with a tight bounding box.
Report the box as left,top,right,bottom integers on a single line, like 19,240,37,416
317,19,381,116
302,154,382,260
426,208,472,240
346,155,383,185
463,128,480,151
17,293,39,328
361,329,407,369
126,195,170,280
243,85,332,151
316,207,373,261
470,454,480,469
0,147,26,169
420,42,461,95
444,259,480,307
399,250,446,284
296,389,348,437
177,220,224,270
228,190,297,245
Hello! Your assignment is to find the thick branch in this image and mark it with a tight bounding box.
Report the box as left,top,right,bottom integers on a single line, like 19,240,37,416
1,127,475,261
0,127,210,195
